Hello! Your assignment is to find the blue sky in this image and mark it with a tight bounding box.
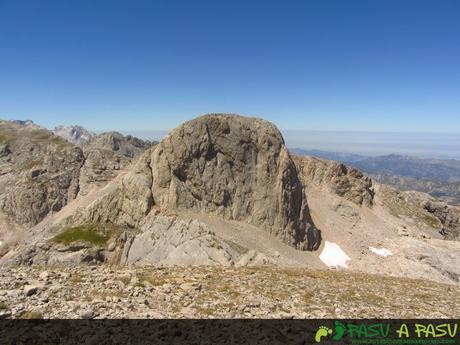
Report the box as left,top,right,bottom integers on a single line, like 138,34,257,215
0,0,459,132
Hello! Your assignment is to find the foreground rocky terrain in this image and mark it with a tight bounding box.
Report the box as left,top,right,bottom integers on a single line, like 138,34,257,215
0,265,458,319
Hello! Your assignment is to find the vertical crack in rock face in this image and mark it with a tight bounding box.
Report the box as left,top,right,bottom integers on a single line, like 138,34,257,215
148,114,320,250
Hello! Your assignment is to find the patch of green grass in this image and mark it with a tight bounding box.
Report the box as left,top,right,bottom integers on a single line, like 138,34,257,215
70,274,85,283
19,311,43,319
302,291,314,303
137,274,169,287
52,223,123,247
118,276,131,286
194,306,215,316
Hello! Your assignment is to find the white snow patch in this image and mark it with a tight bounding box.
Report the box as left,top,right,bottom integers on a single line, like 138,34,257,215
0,240,2,246
319,241,351,268
369,247,393,257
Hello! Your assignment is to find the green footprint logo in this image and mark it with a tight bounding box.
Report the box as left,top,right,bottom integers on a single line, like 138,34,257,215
332,321,346,341
315,326,333,343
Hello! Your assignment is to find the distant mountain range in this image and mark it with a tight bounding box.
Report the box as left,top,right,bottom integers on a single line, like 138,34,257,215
290,148,460,204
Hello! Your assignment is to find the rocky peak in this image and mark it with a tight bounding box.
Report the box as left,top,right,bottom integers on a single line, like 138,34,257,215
80,114,321,250
84,131,152,158
151,114,320,249
53,125,95,147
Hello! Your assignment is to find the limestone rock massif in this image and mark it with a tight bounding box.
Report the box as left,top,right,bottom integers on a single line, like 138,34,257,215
53,125,95,147
151,115,319,249
79,114,321,250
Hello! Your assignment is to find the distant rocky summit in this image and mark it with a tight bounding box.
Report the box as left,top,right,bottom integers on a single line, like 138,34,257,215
12,120,38,128
84,131,151,158
53,125,95,146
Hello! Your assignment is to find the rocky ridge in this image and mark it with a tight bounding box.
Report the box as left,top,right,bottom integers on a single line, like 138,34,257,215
293,155,374,207
0,120,84,226
0,121,152,227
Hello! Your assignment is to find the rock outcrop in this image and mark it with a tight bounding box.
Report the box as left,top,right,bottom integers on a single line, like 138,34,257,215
74,114,321,250
78,132,153,195
2,114,460,287
421,200,459,240
293,156,374,206
0,121,85,226
376,184,460,240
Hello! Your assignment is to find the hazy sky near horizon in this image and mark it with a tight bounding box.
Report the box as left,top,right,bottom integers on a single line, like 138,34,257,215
0,0,459,132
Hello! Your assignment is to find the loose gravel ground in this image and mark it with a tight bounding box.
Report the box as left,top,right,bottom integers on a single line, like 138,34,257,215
0,265,458,319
